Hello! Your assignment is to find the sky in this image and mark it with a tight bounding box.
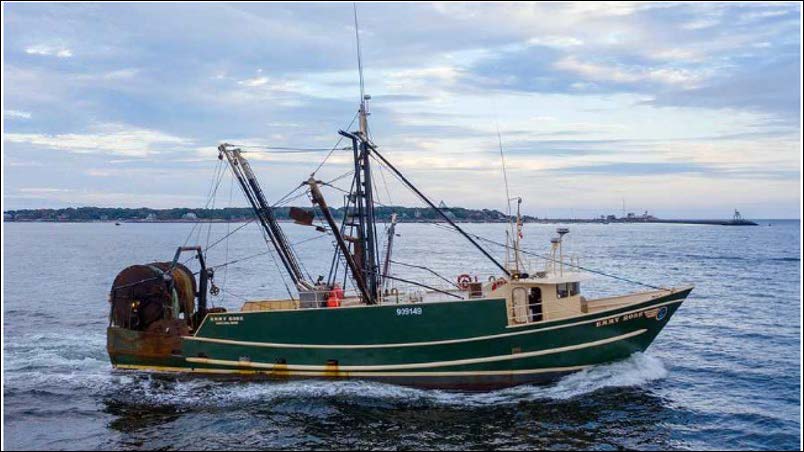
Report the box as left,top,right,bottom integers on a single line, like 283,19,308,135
2,2,802,219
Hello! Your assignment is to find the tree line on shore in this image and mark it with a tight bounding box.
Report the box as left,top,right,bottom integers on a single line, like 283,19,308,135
4,206,535,223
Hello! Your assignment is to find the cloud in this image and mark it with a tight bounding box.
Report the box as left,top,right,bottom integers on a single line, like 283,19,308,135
527,35,584,48
2,2,800,217
24,44,72,58
4,123,193,157
385,66,461,94
7,187,208,208
552,162,715,176
238,76,270,87
17,187,73,194
681,18,720,30
554,56,705,88
4,110,32,119
645,52,801,121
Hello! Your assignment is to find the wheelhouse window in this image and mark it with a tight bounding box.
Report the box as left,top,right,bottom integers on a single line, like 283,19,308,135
557,282,580,299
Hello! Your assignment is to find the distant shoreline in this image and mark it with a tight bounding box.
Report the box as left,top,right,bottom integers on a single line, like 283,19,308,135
4,218,779,226
3,206,777,226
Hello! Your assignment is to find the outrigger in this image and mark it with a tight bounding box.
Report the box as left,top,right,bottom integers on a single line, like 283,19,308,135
106,14,693,390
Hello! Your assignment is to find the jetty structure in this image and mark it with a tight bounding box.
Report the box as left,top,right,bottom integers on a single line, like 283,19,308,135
105,9,693,390
594,209,757,226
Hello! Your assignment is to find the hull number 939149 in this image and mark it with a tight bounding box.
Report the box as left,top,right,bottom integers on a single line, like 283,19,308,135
396,307,423,316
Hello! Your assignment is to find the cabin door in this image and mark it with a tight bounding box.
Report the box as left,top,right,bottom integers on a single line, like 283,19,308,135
529,288,543,322
511,287,529,324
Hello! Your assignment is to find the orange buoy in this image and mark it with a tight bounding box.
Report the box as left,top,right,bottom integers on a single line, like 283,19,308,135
326,295,340,308
327,283,343,307
332,283,344,300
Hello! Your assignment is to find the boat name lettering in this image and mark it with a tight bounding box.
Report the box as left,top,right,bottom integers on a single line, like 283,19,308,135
595,307,664,327
396,307,423,316
212,315,244,325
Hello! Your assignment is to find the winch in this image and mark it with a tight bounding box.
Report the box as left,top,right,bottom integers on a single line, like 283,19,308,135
107,247,216,366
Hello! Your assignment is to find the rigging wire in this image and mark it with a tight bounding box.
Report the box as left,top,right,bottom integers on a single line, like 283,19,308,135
203,168,222,261
203,219,255,254
230,145,350,153
325,169,356,186
273,170,356,209
273,187,310,208
367,152,505,270
254,222,297,299
429,222,665,291
218,286,250,303
310,111,359,177
376,161,394,206
206,249,274,272
220,171,235,306
203,234,328,281
368,157,385,287
291,233,331,247
181,158,225,249
389,259,459,289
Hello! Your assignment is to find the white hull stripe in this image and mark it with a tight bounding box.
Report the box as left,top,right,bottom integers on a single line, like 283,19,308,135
114,364,591,378
184,329,647,372
184,299,682,350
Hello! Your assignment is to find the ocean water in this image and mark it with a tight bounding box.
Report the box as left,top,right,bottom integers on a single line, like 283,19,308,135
3,220,800,450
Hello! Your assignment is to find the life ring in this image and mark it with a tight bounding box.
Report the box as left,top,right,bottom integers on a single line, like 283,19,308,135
457,274,473,290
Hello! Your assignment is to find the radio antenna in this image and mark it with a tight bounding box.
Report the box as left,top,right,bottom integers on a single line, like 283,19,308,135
353,4,365,102
497,120,522,274
353,3,370,138
497,122,512,219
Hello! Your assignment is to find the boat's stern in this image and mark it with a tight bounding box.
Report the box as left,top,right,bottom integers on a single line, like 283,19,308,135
106,246,216,371
107,323,188,370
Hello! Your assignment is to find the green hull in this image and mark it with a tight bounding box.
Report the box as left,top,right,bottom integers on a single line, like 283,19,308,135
109,287,691,390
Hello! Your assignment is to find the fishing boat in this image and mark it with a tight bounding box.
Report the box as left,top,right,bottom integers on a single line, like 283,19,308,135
106,16,693,391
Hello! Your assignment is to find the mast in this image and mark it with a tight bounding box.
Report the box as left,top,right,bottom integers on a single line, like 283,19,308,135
340,130,380,304
324,3,510,301
381,213,398,292
218,144,311,290
308,176,373,303
514,197,524,272
338,3,380,303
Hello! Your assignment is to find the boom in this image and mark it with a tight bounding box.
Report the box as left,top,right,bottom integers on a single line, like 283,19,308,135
218,144,311,290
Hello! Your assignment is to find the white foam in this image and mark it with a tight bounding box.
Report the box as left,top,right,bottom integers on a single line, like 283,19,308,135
102,353,668,409
6,326,668,409
536,352,668,400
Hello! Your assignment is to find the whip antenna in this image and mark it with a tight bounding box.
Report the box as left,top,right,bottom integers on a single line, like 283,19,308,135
353,3,371,138
354,3,365,102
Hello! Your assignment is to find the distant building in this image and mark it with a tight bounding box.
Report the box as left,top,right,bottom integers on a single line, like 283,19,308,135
145,213,157,220
182,212,198,220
